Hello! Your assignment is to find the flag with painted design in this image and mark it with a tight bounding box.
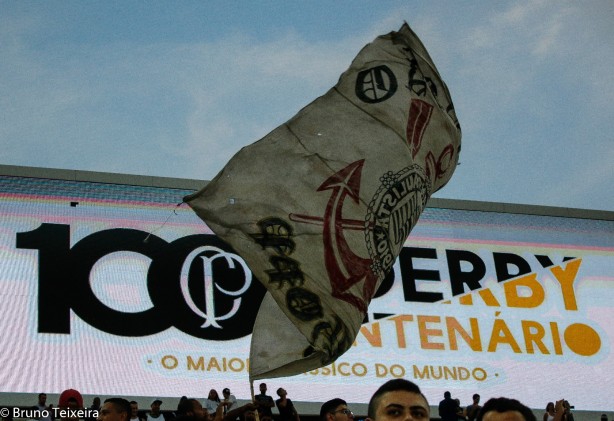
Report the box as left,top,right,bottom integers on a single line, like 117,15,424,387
184,22,461,380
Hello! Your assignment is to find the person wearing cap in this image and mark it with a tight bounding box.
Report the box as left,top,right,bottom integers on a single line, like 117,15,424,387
221,389,237,415
147,400,163,421
58,389,84,410
58,389,84,421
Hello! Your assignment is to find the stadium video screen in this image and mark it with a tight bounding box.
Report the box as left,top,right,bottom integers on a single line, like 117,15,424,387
0,174,612,410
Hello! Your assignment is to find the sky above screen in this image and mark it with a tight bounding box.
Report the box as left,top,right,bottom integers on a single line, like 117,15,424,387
1,1,613,211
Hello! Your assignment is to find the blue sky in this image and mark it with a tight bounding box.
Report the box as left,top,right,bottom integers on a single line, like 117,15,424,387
1,1,613,211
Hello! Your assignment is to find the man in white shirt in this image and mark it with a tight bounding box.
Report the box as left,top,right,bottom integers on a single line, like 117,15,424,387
147,400,164,421
33,393,52,421
221,389,237,415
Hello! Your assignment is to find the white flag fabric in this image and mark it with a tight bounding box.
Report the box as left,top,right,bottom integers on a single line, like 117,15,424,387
184,23,461,380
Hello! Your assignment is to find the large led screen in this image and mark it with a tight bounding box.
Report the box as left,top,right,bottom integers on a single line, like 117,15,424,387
0,173,612,411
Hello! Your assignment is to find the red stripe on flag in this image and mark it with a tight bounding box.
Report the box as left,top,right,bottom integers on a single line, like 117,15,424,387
406,99,434,158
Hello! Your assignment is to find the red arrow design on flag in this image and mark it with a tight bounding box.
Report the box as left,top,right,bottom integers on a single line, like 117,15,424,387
316,160,377,313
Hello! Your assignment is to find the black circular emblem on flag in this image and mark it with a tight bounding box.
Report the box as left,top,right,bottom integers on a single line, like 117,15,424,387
355,65,398,103
365,165,430,279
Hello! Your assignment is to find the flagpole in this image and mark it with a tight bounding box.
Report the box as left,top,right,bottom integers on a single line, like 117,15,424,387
250,380,260,421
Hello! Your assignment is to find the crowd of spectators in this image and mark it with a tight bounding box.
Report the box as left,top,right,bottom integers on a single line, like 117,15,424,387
0,384,297,421
1,382,608,421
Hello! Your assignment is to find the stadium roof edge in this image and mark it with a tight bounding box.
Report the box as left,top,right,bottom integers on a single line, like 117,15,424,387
1,163,612,221
0,163,204,190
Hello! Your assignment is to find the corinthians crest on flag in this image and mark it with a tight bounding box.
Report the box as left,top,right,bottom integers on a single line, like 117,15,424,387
184,22,461,379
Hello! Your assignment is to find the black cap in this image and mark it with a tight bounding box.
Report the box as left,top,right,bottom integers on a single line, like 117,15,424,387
223,388,230,394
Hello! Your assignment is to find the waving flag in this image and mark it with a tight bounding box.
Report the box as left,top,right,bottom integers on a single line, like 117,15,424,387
184,22,461,380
